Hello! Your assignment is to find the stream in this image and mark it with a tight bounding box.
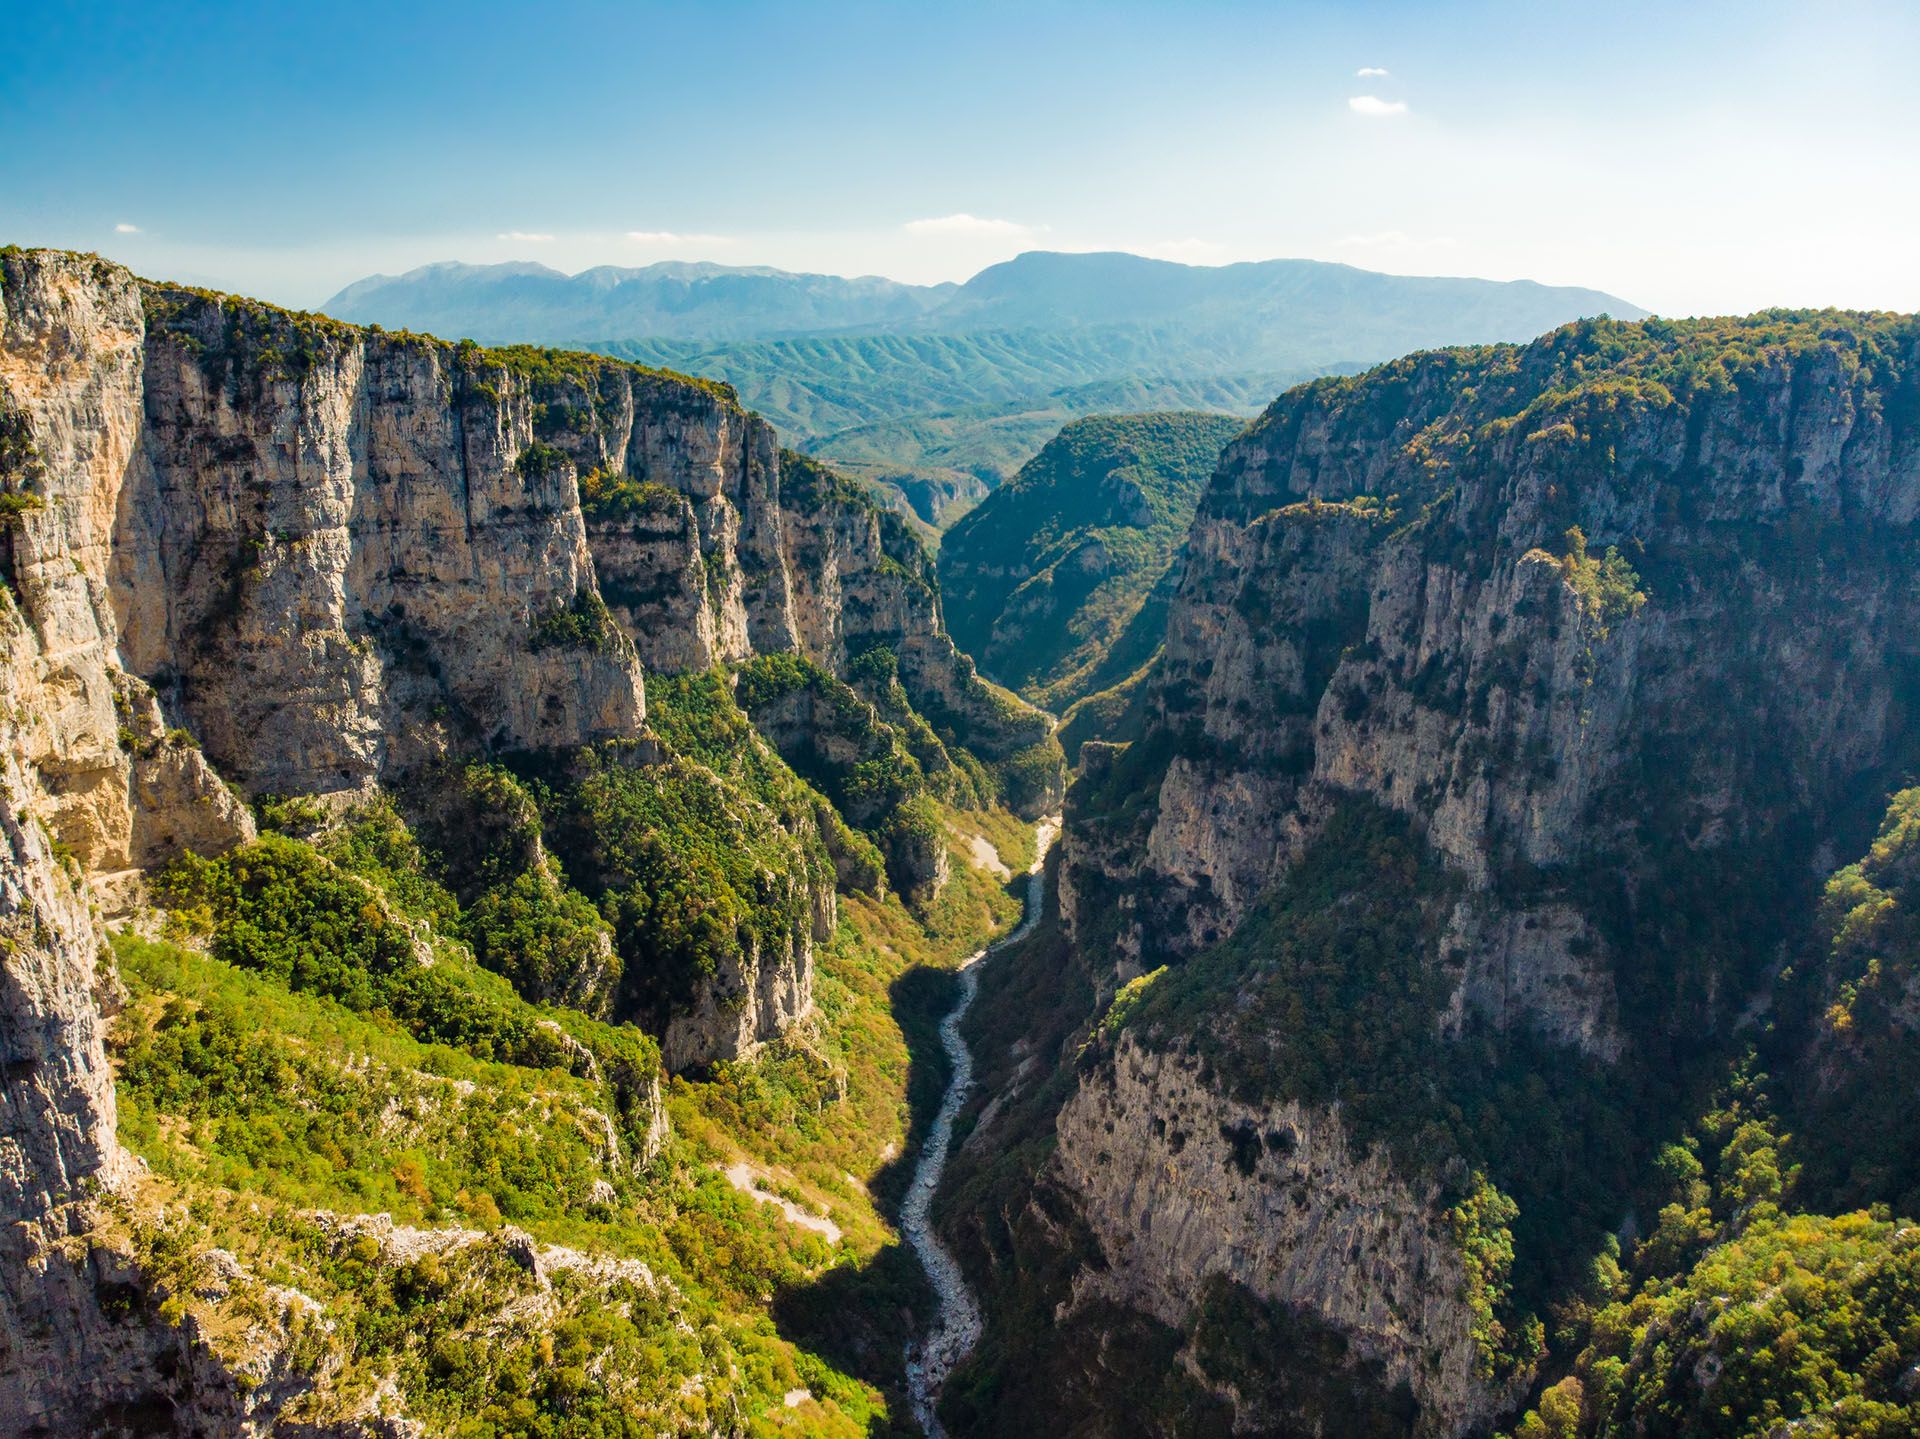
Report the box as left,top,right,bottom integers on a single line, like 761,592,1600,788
902,815,1059,1438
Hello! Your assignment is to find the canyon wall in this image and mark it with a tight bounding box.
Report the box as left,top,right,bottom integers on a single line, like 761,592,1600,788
959,313,1920,1436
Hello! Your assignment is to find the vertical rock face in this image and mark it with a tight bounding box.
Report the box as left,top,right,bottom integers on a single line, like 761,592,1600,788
0,747,126,1224
775,454,1063,817
659,858,829,1073
1053,1037,1487,1435
585,437,1064,819
118,294,651,794
1069,321,1920,1044
0,249,258,1431
0,254,254,883
1017,315,1920,1436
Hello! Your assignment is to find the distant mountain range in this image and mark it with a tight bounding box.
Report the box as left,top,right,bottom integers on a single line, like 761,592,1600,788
326,258,955,342
324,252,1647,526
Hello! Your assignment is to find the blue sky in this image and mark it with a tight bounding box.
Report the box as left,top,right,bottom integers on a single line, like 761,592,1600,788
3,0,1916,315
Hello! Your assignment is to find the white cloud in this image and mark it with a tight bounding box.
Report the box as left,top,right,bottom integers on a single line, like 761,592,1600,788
114,222,142,234
902,213,1039,238
623,230,736,247
496,230,555,243
1356,66,1389,77
1348,95,1409,117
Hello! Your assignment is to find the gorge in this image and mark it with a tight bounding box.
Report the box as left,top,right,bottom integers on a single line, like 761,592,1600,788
3,239,1920,1439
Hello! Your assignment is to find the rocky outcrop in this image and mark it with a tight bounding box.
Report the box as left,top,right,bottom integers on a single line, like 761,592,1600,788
1053,1035,1491,1435
659,840,830,1073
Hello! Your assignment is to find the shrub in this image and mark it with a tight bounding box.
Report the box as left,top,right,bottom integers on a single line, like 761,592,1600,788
528,587,622,654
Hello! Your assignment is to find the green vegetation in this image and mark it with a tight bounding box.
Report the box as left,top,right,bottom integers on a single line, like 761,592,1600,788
1783,787,1920,1217
1056,649,1159,764
596,331,1287,503
527,586,623,654
0,490,44,526
1188,1277,1420,1437
1448,1172,1536,1381
599,333,1298,534
113,933,626,1223
122,710,1040,1434
481,736,830,1028
577,467,683,521
512,440,570,481
154,832,590,1074
732,654,952,896
467,339,739,409
1503,1063,1920,1439
944,310,1920,1438
1120,801,1457,1151
0,398,48,496
1555,525,1647,636
1263,311,1920,534
108,924,883,1436
142,282,362,392
1094,964,1164,1040
136,274,739,427
1550,1208,1920,1439
390,764,621,1015
463,868,613,1012
938,412,1244,710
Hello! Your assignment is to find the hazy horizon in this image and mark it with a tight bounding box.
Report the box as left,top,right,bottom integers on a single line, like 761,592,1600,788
5,0,1918,318
319,247,1644,308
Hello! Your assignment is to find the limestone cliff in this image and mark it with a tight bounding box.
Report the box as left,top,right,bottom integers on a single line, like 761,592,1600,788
962,312,1920,1437
1054,1036,1488,1434
0,248,253,1432
1068,316,1920,1045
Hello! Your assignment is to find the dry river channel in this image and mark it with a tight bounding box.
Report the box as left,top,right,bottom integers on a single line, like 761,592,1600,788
903,815,1059,1437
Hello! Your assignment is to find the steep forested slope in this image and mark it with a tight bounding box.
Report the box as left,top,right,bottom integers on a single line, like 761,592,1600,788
938,412,1244,711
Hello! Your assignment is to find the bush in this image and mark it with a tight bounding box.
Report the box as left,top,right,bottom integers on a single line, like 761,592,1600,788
528,587,622,654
